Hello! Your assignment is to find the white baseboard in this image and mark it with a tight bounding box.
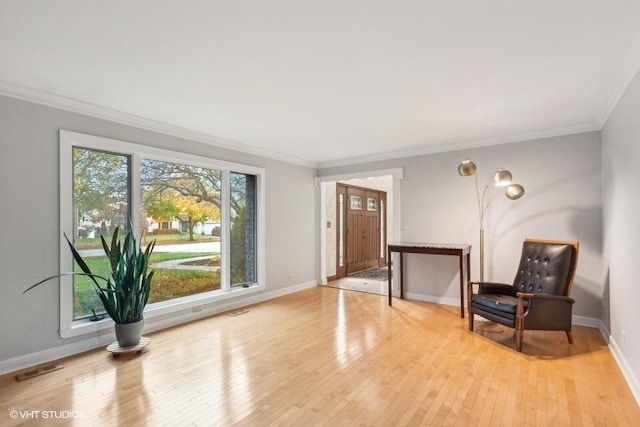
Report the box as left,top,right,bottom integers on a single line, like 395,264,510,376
404,292,461,308
607,335,640,406
572,314,601,328
0,281,317,376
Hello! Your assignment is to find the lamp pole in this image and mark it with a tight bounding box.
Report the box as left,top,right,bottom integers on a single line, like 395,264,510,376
458,159,524,282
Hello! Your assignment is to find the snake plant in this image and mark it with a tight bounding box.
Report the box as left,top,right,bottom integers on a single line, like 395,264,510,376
25,226,156,324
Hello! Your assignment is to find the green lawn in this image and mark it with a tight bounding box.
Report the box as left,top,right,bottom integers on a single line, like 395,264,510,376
74,252,221,319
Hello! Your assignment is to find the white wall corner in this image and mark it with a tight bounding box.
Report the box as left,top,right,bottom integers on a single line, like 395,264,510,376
608,335,640,406
595,33,640,128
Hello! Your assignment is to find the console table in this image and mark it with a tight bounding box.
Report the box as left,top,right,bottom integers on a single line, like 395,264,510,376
387,243,471,318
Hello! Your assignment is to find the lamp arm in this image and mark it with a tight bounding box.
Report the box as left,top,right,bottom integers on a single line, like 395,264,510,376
482,190,503,218
478,177,492,229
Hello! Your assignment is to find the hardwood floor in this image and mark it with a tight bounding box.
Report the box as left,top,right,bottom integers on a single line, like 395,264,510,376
1,286,638,426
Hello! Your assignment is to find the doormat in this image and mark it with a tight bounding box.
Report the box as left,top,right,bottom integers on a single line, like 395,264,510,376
348,267,388,281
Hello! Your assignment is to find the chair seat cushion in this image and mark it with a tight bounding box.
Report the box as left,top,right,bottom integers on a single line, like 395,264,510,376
471,294,528,315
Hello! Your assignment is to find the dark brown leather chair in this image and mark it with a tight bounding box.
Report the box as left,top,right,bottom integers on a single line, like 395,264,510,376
467,238,579,352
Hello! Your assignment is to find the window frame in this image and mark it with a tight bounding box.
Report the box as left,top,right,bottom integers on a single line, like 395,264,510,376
59,130,266,339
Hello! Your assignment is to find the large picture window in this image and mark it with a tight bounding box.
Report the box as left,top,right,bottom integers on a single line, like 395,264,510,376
60,130,265,337
140,159,222,305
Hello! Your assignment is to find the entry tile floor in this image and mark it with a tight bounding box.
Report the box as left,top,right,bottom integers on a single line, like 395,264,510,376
324,276,388,296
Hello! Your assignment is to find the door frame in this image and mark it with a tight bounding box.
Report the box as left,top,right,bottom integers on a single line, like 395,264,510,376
337,183,387,278
316,168,403,285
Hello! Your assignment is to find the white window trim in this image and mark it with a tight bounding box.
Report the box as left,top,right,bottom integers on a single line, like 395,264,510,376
59,130,266,339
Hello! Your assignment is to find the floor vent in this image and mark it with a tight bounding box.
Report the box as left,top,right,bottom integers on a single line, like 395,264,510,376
227,309,249,317
15,364,63,382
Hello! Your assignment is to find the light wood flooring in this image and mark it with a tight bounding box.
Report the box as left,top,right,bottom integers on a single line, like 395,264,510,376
1,286,638,426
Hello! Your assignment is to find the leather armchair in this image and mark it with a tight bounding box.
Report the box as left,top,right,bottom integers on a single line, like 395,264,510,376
467,239,579,352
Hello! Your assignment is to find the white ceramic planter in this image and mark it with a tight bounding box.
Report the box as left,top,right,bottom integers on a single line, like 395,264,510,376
114,319,144,347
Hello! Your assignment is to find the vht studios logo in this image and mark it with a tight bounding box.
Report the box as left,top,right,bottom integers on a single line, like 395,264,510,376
9,409,85,419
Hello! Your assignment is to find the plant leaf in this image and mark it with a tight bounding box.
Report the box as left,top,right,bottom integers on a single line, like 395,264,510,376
23,272,109,294
27,225,155,324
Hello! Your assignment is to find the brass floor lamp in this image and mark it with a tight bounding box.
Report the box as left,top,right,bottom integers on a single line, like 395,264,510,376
457,159,525,281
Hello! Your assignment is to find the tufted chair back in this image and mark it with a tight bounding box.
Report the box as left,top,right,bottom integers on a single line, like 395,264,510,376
510,239,578,297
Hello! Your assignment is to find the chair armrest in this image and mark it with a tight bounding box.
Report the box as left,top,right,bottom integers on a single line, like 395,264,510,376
530,293,575,304
516,292,575,329
517,292,575,304
516,292,535,317
516,291,535,298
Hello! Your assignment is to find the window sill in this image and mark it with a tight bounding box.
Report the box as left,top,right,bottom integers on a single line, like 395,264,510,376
59,283,265,339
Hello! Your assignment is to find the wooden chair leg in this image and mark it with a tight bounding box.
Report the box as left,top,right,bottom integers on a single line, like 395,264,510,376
515,295,526,352
515,329,523,352
566,330,573,344
467,283,474,332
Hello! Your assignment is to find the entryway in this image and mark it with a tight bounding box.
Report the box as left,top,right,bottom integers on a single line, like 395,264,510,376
317,169,402,292
326,264,389,296
325,272,389,296
336,183,387,278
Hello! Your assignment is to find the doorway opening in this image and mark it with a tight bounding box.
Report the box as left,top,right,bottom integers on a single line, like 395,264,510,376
318,169,402,290
336,183,387,278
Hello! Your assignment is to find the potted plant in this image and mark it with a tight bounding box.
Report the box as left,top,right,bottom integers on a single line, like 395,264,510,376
24,226,156,347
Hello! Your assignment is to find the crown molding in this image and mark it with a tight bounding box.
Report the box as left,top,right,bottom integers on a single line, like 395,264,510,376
596,33,640,128
0,77,617,172
315,167,404,185
0,80,318,169
317,121,600,169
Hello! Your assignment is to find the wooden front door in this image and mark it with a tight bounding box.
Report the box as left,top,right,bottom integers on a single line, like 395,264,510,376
346,187,365,274
339,184,387,276
363,190,380,269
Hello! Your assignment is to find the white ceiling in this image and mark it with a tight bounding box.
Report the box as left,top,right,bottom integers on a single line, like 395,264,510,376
1,1,640,168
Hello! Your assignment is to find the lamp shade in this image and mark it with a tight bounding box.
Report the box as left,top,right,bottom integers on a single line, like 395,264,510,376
457,159,477,176
505,184,525,200
493,168,513,186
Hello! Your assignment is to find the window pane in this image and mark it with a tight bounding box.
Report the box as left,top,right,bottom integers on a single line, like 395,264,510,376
141,159,222,302
72,147,130,320
230,172,257,287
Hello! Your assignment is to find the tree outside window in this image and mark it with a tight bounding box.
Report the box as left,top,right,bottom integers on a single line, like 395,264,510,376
71,150,257,320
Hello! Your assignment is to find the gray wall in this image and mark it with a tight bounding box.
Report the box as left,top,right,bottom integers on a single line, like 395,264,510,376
0,95,317,364
602,67,640,398
319,131,603,321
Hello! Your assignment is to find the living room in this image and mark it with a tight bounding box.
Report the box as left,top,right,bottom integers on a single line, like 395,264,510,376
1,1,639,424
